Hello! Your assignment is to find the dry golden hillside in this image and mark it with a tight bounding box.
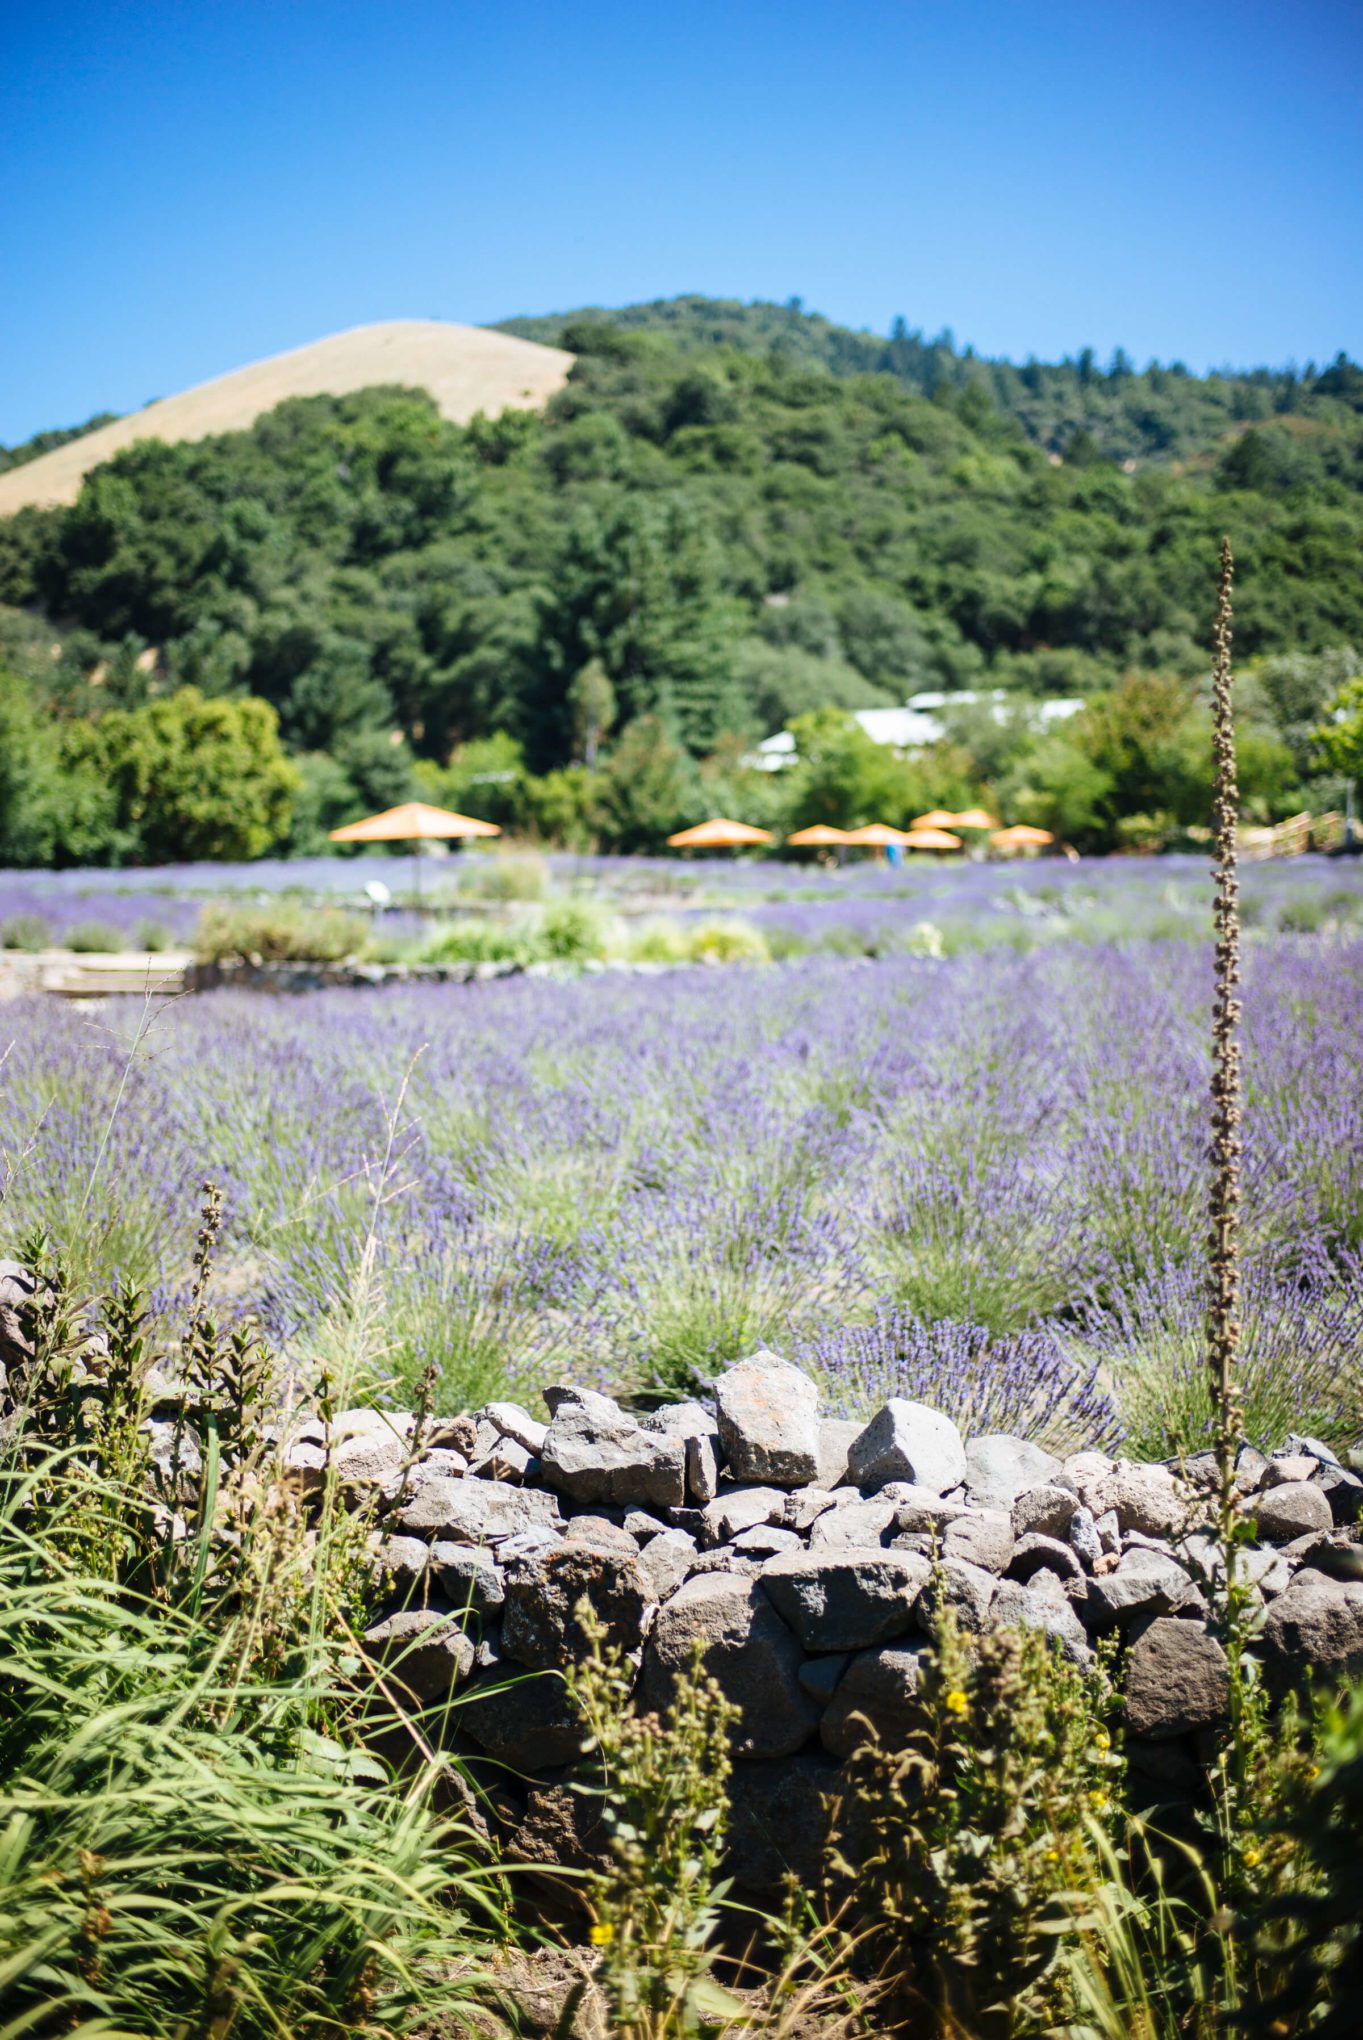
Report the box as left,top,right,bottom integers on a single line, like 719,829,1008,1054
0,320,573,516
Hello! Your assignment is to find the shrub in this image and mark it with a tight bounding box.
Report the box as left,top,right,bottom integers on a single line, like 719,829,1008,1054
462,850,550,902
625,918,690,964
195,900,369,964
797,1307,1121,1454
833,1608,1123,2035
0,910,52,949
418,919,531,966
64,918,127,953
685,919,770,965
539,896,610,962
134,917,172,951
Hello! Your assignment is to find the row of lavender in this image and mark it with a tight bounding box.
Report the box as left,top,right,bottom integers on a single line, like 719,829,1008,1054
0,930,1359,1460
1,853,1361,951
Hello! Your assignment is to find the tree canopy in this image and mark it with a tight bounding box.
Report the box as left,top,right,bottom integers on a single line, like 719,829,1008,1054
0,295,1359,862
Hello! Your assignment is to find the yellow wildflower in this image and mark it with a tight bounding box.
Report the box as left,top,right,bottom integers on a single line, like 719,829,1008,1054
1088,1790,1110,1814
1093,1728,1111,1752
1242,1847,1262,1870
945,1690,969,1716
589,1923,615,1947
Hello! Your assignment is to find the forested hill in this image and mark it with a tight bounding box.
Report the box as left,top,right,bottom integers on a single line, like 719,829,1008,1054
0,309,1360,863
500,295,1363,467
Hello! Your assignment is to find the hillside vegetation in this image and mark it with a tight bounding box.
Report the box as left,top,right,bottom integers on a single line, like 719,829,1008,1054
0,297,1360,862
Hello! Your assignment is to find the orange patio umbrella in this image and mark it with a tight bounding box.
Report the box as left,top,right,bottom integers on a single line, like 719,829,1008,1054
951,807,1000,831
329,800,501,896
912,809,961,829
666,817,774,850
901,827,963,851
990,823,1055,852
785,824,851,846
842,822,913,847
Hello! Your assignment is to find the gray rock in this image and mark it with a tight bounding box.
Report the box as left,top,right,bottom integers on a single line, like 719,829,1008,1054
1010,1532,1083,1583
727,1754,838,1898
687,1434,720,1504
820,1643,930,1758
470,1434,537,1484
375,1534,430,1594
942,1511,1014,1576
1251,1481,1333,1544
798,1653,849,1704
1099,1463,1187,1538
623,1509,667,1542
695,1486,787,1548
362,1608,476,1700
1124,1618,1229,1737
1069,1506,1103,1572
406,1447,468,1484
482,1401,548,1455
1012,1484,1080,1541
638,1527,697,1601
713,1351,821,1487
641,1574,818,1758
1314,1462,1363,1526
334,1428,408,1486
732,1523,803,1558
759,1547,932,1652
1088,1550,1204,1628
1261,1577,1363,1686
429,1542,504,1616
1264,1454,1318,1487
642,1398,718,1440
809,1498,898,1549
1095,1509,1121,1555
688,1546,764,1578
849,1400,966,1496
992,1578,1090,1662
540,1391,686,1509
457,1668,587,1770
501,1541,651,1670
498,1524,564,1563
920,1557,999,1632
783,1486,839,1532
966,1434,1063,1511
1061,1450,1116,1512
392,1476,562,1544
564,1515,638,1554
890,1485,971,1534
816,1417,864,1491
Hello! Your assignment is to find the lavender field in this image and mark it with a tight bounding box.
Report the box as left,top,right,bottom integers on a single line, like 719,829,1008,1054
2,880,1361,1462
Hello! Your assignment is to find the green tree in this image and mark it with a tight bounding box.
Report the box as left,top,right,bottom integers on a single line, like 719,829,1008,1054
596,714,698,851
567,657,617,767
63,687,298,862
1314,675,1363,781
782,708,926,830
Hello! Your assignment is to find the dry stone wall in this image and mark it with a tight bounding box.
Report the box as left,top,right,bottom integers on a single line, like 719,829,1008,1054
294,1351,1363,1897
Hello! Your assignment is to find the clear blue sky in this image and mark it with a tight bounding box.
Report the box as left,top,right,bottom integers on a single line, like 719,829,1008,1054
2,0,1359,443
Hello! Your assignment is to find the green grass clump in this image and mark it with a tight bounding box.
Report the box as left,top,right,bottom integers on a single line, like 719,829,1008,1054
64,919,128,953
0,912,53,950
196,900,370,964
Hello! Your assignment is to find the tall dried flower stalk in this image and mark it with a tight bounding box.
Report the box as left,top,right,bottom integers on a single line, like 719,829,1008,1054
1207,539,1244,1539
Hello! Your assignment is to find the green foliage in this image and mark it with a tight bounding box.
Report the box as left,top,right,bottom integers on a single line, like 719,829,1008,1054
0,911,52,949
1,298,1360,865
63,919,126,953
1315,673,1363,779
0,1232,500,2038
835,1610,1122,2035
564,1612,747,2039
195,899,369,964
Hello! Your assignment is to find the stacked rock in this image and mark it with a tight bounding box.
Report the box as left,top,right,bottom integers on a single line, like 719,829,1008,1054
309,1353,1363,1895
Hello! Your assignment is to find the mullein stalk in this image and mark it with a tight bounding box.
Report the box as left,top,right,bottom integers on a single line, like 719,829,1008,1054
1207,538,1256,1823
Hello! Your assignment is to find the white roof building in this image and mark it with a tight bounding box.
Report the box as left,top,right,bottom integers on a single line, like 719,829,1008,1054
750,690,1083,769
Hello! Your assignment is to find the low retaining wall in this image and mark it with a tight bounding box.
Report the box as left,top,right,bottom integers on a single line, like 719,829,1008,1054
292,1354,1363,1897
